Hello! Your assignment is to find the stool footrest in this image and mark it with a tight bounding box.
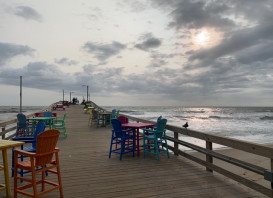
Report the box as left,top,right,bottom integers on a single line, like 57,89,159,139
0,184,6,191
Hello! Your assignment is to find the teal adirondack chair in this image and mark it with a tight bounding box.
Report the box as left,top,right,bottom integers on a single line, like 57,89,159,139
110,109,120,126
52,113,67,137
143,118,169,160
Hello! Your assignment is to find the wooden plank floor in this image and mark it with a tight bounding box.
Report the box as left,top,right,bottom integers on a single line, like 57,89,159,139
1,105,266,197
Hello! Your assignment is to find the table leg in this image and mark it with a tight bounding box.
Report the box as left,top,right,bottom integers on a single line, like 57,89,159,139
2,149,11,197
136,129,140,156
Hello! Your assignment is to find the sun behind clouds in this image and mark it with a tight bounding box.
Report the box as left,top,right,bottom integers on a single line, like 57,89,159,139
195,30,210,45
192,28,222,49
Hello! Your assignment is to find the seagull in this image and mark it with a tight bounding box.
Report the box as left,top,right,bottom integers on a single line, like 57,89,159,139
183,122,189,129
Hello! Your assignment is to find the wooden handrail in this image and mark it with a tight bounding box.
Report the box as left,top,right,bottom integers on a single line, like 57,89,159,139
117,112,273,197
0,103,55,140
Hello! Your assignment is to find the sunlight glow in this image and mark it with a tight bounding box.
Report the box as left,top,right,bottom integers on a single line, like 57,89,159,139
194,30,210,45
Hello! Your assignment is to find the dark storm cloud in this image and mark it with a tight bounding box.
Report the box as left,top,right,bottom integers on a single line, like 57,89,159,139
83,41,126,61
189,23,273,63
135,34,162,51
151,0,235,30
55,57,78,66
0,62,74,91
236,41,273,64
0,42,34,66
227,0,273,24
14,6,42,22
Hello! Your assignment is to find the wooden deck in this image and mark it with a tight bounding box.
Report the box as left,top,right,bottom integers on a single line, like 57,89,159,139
2,105,266,197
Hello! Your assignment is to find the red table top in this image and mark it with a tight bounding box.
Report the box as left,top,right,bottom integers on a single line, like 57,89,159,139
122,122,155,129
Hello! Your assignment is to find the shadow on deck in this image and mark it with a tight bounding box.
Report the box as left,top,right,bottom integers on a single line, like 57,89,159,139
4,105,265,197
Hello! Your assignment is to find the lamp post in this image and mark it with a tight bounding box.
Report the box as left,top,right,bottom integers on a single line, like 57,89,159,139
82,85,89,102
20,76,22,113
70,91,75,103
63,89,64,103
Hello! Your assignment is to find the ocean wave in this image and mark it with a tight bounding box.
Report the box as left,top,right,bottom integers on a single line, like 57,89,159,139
0,110,20,113
260,116,273,120
208,116,234,120
183,110,205,113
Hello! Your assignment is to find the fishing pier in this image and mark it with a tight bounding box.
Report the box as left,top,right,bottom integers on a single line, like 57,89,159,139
0,104,272,197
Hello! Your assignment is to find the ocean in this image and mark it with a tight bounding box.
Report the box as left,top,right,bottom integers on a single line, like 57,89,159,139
103,106,273,149
1,105,273,149
0,106,46,123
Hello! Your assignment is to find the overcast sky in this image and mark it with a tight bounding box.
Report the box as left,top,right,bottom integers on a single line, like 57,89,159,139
0,0,273,106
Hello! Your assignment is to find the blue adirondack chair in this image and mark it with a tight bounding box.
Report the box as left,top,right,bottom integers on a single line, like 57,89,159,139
16,113,31,136
43,111,53,126
12,122,46,177
143,118,169,160
109,119,135,160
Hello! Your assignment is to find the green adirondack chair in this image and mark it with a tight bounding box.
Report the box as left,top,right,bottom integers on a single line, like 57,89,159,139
52,113,67,137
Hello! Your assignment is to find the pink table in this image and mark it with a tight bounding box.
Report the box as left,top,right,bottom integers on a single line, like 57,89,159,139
122,122,155,156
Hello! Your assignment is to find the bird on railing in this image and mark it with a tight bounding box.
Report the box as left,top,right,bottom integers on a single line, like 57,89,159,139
183,122,188,129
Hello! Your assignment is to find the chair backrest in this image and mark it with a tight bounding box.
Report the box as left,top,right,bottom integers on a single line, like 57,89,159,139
92,110,98,119
35,129,60,166
35,112,43,117
155,119,167,138
62,113,67,121
117,116,128,124
154,116,162,128
111,119,123,138
43,111,53,117
17,113,27,129
17,113,27,127
33,122,46,148
116,110,120,118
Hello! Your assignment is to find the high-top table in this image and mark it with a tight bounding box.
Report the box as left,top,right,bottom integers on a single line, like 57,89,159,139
0,140,24,197
27,117,56,134
122,122,155,156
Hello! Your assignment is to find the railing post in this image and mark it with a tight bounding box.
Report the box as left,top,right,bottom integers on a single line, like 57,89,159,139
271,159,273,191
206,141,213,172
1,127,5,139
174,131,178,156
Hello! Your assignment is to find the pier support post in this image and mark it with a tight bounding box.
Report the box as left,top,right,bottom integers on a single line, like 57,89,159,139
271,159,273,191
1,127,5,139
206,141,213,172
174,132,178,156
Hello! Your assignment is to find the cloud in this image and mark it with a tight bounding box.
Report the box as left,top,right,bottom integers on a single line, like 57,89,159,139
0,62,76,91
0,42,35,66
147,52,177,68
55,57,78,66
236,41,273,64
189,23,273,63
135,33,162,51
14,6,42,22
83,41,126,61
151,0,235,30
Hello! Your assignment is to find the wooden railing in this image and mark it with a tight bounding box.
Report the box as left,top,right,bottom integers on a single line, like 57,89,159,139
107,112,273,197
0,103,55,140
